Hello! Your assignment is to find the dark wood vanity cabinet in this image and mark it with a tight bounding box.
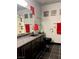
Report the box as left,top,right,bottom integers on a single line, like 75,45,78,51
32,38,41,59
17,34,45,59
17,47,23,59
17,43,32,59
22,43,32,59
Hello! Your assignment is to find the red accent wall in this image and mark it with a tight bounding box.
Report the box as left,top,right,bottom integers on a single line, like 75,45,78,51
57,23,61,34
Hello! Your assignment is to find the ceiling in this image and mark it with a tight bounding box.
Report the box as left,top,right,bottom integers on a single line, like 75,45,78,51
17,0,61,11
17,4,26,11
33,0,61,5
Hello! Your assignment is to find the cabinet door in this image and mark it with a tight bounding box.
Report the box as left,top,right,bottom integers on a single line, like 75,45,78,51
21,43,32,59
31,39,38,59
17,47,24,59
40,36,45,50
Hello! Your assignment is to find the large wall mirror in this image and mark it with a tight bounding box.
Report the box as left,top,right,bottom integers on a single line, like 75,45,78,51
17,4,33,36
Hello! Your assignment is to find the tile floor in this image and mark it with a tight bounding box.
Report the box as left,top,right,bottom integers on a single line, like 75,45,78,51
38,44,61,59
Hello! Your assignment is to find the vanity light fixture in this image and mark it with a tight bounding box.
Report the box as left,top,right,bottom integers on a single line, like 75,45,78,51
17,0,28,8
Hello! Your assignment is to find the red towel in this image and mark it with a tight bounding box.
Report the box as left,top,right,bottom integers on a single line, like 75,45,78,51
57,23,61,34
25,24,30,32
34,24,39,31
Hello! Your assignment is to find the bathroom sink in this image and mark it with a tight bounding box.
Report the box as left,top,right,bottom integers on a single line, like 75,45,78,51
30,34,38,36
30,32,39,36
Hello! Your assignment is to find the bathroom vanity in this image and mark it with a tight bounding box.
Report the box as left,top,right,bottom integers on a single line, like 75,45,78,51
17,34,45,59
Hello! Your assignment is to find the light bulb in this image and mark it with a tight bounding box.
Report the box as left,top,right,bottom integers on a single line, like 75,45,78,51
17,0,28,7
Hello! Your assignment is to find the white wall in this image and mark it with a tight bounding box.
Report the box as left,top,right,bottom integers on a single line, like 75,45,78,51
18,0,42,25
24,0,42,31
41,2,61,43
17,0,42,35
17,8,33,34
17,1,61,43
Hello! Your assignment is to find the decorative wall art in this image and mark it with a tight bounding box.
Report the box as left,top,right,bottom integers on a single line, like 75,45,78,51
19,31,21,33
24,14,28,18
43,11,49,17
21,26,23,30
51,10,56,16
30,13,32,18
30,6,35,15
19,23,21,25
20,17,22,22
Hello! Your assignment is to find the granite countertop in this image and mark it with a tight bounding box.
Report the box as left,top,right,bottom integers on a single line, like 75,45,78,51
17,34,44,48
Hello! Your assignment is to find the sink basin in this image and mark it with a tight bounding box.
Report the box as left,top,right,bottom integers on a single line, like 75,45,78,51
30,34,38,36
30,32,41,36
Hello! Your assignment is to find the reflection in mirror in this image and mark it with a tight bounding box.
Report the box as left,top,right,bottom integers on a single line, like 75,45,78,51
17,4,33,36
24,14,28,18
30,13,33,18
